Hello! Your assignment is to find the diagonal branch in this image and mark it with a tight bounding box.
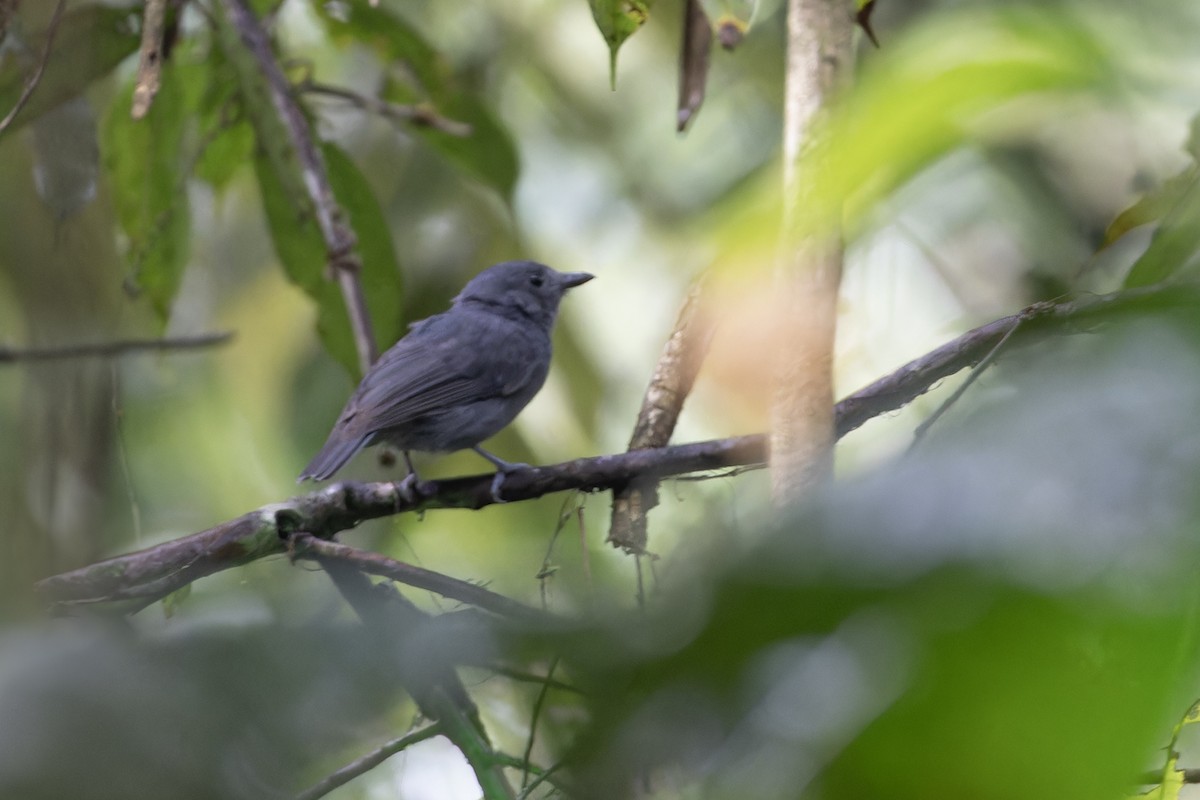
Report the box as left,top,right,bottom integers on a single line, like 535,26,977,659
295,724,442,800
609,276,713,554
216,0,377,372
0,0,65,135
289,534,552,623
35,284,1192,610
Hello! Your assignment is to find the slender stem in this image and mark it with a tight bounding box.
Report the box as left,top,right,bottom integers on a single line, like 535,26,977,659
0,0,65,134
0,332,233,363
295,724,442,800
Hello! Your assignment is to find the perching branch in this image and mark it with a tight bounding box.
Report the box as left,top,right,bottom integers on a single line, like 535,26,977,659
0,0,66,135
36,284,1193,611
0,332,233,363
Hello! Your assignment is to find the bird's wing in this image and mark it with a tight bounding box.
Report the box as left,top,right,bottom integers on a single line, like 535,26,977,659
342,312,547,435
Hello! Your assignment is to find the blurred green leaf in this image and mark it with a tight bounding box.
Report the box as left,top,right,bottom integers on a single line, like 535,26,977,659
190,47,254,190
0,6,139,137
323,144,406,361
589,0,653,86
255,143,405,377
1106,168,1195,247
193,117,254,189
314,3,519,198
555,309,1200,799
1122,166,1200,288
103,64,191,322
817,8,1115,238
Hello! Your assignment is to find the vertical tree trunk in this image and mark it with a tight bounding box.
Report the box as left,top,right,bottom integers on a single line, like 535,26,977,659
771,0,856,504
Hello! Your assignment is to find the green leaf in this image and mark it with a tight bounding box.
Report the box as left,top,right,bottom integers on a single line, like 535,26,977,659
0,7,139,137
1122,166,1200,288
814,8,1116,239
588,0,653,86
103,64,191,322
254,144,404,377
193,118,255,189
323,144,406,364
314,4,519,198
190,47,254,190
1104,169,1196,249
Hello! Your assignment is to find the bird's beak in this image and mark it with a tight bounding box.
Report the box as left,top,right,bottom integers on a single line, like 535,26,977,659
561,272,595,288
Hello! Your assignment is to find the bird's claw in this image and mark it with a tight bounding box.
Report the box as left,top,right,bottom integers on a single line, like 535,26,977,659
392,472,421,506
489,462,530,504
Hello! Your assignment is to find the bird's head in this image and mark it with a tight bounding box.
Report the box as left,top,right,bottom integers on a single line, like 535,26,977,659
454,260,594,329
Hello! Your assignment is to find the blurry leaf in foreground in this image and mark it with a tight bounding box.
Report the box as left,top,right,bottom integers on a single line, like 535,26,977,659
813,7,1117,239
0,623,405,799
555,304,1200,799
1121,164,1200,288
1104,168,1198,252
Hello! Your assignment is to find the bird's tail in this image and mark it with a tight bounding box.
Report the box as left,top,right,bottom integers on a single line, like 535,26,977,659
298,434,369,482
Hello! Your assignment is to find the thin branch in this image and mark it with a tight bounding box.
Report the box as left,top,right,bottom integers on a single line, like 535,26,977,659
36,285,1194,610
0,0,66,135
300,80,472,137
520,657,559,790
492,753,569,794
488,664,583,695
289,534,552,623
295,724,442,800
217,0,377,372
511,757,568,799
0,332,234,363
908,310,1026,449
131,0,167,119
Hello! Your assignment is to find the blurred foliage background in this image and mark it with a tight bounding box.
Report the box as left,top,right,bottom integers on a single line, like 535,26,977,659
2,0,1200,798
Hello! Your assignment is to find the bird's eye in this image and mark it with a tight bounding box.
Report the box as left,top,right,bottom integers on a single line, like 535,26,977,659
529,274,545,287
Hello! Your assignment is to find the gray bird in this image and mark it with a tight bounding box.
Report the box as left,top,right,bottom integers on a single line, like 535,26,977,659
299,260,594,500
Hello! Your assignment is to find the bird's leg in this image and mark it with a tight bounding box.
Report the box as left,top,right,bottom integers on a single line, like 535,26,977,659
391,450,421,505
472,446,530,504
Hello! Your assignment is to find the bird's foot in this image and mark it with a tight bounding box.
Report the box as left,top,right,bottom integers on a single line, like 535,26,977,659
488,461,530,504
391,471,422,506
